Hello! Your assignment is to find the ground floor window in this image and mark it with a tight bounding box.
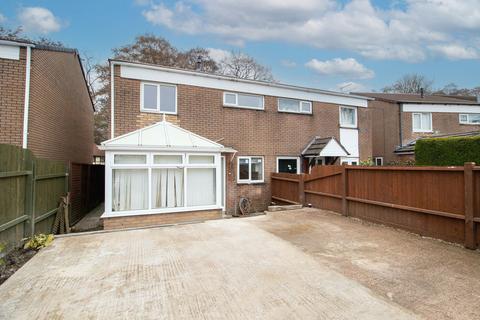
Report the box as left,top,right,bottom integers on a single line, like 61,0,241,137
374,157,384,166
277,157,300,174
108,152,220,214
238,156,264,183
341,158,359,165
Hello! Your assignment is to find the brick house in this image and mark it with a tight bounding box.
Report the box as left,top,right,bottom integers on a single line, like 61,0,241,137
355,93,480,164
0,38,94,164
100,59,372,229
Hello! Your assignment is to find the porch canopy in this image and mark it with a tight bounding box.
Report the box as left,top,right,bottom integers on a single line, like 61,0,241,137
301,136,349,165
100,120,235,218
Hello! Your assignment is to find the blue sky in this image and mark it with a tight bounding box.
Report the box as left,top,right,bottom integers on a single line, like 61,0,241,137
1,0,479,92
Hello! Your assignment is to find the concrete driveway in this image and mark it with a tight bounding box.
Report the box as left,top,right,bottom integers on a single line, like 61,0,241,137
1,209,478,319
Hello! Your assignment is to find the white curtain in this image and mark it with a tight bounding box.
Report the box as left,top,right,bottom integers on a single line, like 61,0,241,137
187,168,216,206
152,168,184,208
112,169,148,211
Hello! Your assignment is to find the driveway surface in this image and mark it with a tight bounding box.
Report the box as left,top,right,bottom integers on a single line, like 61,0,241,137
0,208,478,319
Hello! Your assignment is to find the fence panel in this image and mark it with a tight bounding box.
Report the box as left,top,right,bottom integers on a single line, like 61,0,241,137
271,173,301,204
271,163,480,249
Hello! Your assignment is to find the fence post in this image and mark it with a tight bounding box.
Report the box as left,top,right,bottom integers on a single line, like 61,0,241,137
464,162,476,249
342,164,348,216
298,174,305,206
23,152,35,238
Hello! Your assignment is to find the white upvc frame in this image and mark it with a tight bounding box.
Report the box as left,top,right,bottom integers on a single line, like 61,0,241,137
459,113,480,125
276,156,301,174
140,81,177,114
237,156,265,184
341,157,359,165
339,106,357,128
223,91,265,110
277,98,312,114
374,157,384,166
412,112,433,132
104,150,222,218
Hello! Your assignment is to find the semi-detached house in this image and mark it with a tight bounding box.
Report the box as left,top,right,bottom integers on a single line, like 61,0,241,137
101,60,372,229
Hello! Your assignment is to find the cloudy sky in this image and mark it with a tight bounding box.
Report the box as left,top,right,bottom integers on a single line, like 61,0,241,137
1,0,479,92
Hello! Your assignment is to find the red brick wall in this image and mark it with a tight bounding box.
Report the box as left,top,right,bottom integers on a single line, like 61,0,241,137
112,71,372,213
28,49,94,164
0,47,26,146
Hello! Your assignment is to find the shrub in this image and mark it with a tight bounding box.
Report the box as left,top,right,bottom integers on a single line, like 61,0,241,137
24,234,54,250
415,135,480,166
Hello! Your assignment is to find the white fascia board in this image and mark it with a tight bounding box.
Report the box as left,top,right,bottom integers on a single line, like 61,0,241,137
119,64,369,108
403,104,480,113
100,145,231,153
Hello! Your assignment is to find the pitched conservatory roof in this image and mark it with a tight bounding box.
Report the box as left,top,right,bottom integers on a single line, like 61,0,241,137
302,137,350,158
101,120,235,152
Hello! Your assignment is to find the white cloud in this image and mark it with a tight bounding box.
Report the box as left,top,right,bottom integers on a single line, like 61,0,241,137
141,0,480,62
280,59,297,68
18,7,62,34
336,81,368,93
0,13,6,23
429,44,480,60
207,48,231,63
306,58,374,79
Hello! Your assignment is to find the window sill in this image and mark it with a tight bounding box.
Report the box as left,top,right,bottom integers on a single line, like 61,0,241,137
237,181,265,185
102,205,222,218
223,105,265,111
140,109,177,115
460,123,480,126
278,110,312,115
339,125,358,129
412,130,433,133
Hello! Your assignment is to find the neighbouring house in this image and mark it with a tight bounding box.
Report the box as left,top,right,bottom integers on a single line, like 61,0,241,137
355,92,480,164
100,59,372,229
0,38,94,164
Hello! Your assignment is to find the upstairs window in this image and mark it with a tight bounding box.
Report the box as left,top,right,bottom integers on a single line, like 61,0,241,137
459,113,480,124
412,112,432,132
339,106,357,128
141,82,176,114
223,92,264,110
278,98,312,114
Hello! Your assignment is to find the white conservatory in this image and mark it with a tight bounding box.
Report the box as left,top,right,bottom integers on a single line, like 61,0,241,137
100,120,235,219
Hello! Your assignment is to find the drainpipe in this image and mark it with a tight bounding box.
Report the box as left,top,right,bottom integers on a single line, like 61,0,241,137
110,61,115,139
22,46,32,149
398,103,403,147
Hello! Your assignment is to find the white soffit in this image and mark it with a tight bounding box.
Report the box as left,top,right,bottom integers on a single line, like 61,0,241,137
403,104,480,113
101,120,229,151
120,64,368,108
320,139,349,157
0,44,20,60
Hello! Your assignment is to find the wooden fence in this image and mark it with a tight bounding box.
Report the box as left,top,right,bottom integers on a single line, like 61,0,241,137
271,164,480,249
0,144,105,251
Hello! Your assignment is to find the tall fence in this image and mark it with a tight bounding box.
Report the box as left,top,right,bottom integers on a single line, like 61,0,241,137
0,144,104,251
271,164,480,249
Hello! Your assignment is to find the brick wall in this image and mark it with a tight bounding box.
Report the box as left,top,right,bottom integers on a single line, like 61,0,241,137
27,49,94,164
112,72,373,213
0,47,26,146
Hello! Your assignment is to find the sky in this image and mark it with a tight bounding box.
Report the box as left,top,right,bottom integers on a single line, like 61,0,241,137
1,0,479,92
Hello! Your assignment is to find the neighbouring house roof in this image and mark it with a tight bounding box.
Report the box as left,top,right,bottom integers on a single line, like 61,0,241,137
301,137,350,158
395,131,480,154
354,92,480,105
100,119,236,152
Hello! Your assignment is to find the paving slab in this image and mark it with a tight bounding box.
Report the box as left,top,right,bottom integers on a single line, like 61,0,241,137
0,215,416,320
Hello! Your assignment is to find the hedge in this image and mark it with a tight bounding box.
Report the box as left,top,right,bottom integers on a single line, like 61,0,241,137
415,135,480,166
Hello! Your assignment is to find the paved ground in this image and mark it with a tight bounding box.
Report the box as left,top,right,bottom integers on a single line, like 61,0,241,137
71,204,104,232
0,208,478,319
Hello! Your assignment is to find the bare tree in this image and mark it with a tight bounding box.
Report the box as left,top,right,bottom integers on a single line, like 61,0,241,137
218,51,274,82
382,74,433,94
0,26,23,40
435,83,480,97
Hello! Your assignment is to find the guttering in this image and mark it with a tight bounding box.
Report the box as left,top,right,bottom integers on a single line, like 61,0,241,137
110,61,115,139
22,45,33,149
109,59,374,103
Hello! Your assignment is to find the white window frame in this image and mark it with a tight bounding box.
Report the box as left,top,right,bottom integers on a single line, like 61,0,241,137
459,113,480,125
341,158,359,165
339,106,357,128
412,112,432,132
140,82,177,114
104,151,222,217
374,157,383,166
237,156,265,184
277,98,312,114
276,156,301,174
223,92,264,110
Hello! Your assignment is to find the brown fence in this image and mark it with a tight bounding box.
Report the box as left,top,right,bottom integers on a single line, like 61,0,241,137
271,163,480,249
0,144,104,251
